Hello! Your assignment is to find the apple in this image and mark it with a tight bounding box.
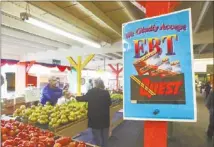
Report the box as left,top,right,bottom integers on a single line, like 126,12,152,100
30,137,39,143
53,143,62,147
14,137,22,145
45,137,55,147
18,123,25,130
2,134,8,141
1,127,8,134
37,142,45,147
68,142,78,147
77,142,86,147
2,140,15,146
8,130,16,137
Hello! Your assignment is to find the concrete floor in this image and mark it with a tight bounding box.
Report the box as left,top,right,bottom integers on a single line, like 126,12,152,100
109,92,213,147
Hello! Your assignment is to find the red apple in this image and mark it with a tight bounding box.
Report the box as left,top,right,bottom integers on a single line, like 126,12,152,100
2,134,8,141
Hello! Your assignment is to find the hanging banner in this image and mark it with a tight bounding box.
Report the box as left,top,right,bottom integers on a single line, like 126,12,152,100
123,9,196,122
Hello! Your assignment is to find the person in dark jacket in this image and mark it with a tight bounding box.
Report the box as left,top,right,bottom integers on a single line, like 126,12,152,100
40,76,63,105
205,82,211,98
75,78,112,147
205,87,214,140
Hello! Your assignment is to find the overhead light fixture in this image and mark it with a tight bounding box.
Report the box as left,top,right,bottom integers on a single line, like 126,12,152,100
20,12,101,48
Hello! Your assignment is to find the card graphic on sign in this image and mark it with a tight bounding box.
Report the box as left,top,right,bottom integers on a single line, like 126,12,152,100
123,9,196,122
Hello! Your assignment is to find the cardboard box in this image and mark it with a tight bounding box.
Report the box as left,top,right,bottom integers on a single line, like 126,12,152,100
15,96,25,104
3,99,15,108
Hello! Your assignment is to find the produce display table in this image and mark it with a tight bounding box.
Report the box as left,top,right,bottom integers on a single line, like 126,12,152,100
55,103,123,137
1,101,123,147
2,103,25,115
2,101,39,115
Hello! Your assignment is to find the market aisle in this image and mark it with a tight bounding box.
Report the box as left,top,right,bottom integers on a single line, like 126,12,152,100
108,121,143,147
167,92,212,147
108,92,213,147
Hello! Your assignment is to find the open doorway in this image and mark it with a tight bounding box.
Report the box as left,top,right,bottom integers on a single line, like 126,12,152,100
5,72,15,92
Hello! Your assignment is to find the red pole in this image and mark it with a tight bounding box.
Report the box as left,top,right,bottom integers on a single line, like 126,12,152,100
134,1,180,147
23,61,35,87
108,64,123,90
116,64,119,89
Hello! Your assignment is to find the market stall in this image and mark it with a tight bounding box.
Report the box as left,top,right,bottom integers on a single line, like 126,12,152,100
1,117,97,147
1,91,123,146
54,103,123,137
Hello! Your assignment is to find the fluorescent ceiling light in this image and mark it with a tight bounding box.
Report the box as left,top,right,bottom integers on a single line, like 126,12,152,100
24,17,101,48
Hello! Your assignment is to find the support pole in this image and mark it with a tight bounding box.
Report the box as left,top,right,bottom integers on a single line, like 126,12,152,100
139,1,179,147
18,61,36,87
144,121,168,147
77,56,82,96
67,54,94,96
25,61,36,87
108,63,123,90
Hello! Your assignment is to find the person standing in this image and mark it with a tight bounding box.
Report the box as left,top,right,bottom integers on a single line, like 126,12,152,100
57,84,75,105
87,79,93,91
40,76,63,106
205,82,211,98
75,78,111,147
205,86,214,140
56,77,60,88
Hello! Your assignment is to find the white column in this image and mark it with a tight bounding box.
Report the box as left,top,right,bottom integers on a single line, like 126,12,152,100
1,73,7,97
67,69,77,94
37,74,40,88
15,64,26,95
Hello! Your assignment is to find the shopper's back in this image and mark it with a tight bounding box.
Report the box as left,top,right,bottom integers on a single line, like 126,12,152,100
87,88,111,129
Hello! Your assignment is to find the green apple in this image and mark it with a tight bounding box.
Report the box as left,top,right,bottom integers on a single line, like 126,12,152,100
50,113,57,118
31,105,36,109
20,105,26,109
61,118,68,124
61,115,67,119
51,118,57,123
57,119,61,124
49,121,53,126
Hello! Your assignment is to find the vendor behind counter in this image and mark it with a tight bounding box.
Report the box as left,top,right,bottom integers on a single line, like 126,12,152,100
40,76,63,106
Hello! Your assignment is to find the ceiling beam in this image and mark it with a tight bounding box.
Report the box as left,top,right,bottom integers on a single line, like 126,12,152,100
2,35,58,51
193,28,213,45
1,13,78,47
2,53,21,60
118,1,138,21
97,54,117,59
198,44,209,54
1,26,70,49
2,46,33,56
111,52,123,58
94,56,104,60
2,50,24,57
1,2,82,47
85,59,123,68
77,2,122,36
29,1,112,44
2,40,47,52
2,43,41,53
194,53,214,59
130,1,146,14
194,1,211,33
21,40,123,61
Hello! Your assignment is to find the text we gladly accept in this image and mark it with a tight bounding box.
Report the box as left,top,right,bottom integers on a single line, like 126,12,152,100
125,23,187,98
125,23,187,57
